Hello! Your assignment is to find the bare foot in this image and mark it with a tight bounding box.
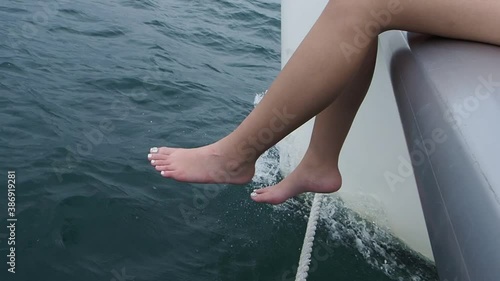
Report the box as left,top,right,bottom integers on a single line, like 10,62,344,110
250,158,342,205
148,142,255,184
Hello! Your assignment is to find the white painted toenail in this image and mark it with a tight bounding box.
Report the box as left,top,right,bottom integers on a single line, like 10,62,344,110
161,171,165,176
251,192,257,197
150,147,159,153
148,154,152,159
151,160,156,164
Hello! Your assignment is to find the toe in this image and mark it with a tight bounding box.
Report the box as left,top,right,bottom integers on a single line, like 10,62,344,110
254,187,268,194
160,170,175,178
150,159,169,166
148,153,169,161
148,147,175,159
155,165,171,171
251,188,286,205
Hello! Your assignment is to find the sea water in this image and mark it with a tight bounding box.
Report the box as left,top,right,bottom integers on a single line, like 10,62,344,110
0,0,437,280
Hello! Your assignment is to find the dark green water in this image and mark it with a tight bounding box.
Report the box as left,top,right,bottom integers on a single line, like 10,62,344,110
0,0,437,280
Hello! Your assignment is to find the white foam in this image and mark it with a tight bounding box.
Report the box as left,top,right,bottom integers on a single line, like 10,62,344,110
251,91,282,188
251,92,436,280
317,195,435,280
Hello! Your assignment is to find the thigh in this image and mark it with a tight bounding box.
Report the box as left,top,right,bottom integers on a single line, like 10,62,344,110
385,0,500,45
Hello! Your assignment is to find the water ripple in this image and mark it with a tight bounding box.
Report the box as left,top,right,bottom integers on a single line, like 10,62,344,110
49,26,127,38
58,8,100,22
119,0,159,10
0,61,24,73
0,6,29,14
0,0,435,280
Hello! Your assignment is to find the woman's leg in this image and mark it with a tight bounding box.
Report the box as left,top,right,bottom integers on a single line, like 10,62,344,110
251,39,378,204
149,0,500,187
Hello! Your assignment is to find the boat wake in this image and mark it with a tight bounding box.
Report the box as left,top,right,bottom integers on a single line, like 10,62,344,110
251,92,438,281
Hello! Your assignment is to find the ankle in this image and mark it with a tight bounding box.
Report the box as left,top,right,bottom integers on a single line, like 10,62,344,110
302,150,339,170
216,136,260,165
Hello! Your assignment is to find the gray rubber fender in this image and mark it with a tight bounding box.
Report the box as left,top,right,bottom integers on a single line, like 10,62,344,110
385,32,500,281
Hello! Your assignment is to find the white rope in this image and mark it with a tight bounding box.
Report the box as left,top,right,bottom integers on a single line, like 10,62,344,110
295,193,324,281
